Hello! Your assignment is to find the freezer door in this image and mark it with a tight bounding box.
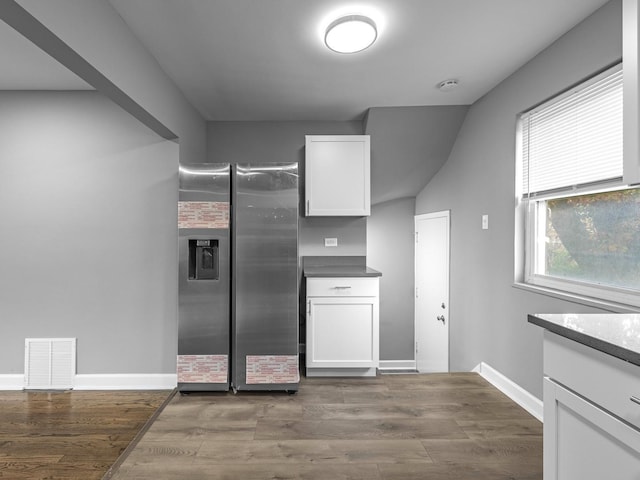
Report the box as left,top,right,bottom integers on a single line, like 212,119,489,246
232,163,299,391
178,164,231,392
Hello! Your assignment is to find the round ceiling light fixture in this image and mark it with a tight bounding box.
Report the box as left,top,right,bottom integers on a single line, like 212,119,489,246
325,15,377,54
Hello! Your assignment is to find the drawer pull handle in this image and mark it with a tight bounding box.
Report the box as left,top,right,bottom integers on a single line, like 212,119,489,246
334,286,352,289
631,396,640,406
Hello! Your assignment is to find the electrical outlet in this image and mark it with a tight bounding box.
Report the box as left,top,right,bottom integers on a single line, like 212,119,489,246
324,237,338,247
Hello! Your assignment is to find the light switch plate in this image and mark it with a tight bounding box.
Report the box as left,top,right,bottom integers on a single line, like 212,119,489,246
482,214,489,230
324,237,338,247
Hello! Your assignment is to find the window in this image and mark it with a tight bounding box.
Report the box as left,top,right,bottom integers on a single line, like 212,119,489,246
517,63,640,307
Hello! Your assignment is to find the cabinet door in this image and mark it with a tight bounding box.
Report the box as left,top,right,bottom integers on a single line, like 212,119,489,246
305,135,370,216
544,378,640,480
307,297,379,368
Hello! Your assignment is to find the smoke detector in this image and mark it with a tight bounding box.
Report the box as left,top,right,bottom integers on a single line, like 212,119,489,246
438,79,459,92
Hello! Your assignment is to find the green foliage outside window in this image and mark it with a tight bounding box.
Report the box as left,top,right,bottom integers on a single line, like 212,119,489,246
545,188,640,290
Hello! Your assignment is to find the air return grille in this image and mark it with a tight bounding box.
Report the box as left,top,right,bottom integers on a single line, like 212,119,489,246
24,338,76,390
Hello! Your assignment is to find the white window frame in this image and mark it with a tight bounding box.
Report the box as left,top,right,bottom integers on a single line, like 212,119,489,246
522,188,640,309
516,62,640,310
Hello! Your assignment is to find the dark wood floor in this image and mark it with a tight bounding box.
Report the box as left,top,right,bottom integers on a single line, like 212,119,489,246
0,390,170,480
111,373,543,480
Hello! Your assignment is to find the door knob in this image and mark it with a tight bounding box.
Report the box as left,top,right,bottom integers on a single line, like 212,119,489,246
441,303,446,309
437,315,446,324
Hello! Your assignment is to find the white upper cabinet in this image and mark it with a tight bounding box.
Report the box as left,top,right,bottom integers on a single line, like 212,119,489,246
305,135,370,216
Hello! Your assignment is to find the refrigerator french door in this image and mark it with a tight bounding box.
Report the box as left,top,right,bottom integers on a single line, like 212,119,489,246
177,163,299,393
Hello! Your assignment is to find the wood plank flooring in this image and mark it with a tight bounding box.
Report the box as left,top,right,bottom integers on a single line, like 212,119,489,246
0,390,170,480
111,373,543,480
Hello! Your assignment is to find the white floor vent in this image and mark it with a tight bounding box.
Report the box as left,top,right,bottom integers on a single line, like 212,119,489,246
24,338,76,390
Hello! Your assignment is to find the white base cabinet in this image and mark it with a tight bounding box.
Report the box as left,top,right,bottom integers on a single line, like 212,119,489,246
306,277,379,377
543,331,640,479
544,378,640,479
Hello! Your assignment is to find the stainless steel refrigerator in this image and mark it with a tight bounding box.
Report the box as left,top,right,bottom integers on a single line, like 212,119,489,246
177,163,299,393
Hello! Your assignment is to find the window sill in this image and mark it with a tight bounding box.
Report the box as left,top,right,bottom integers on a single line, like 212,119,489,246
512,282,640,314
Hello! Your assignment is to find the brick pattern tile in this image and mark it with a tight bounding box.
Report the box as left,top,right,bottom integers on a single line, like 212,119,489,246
178,201,229,229
177,354,228,383
246,355,300,384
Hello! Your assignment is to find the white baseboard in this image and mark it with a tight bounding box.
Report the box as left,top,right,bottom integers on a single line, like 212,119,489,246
0,374,25,390
378,360,417,371
472,362,543,422
1,373,177,390
306,367,377,377
74,374,177,390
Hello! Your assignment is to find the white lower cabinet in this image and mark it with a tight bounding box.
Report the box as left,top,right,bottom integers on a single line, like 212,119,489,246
544,378,640,479
543,331,640,479
306,277,379,377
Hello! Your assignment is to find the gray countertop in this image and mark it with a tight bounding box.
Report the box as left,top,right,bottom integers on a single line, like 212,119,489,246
303,265,382,277
528,313,640,367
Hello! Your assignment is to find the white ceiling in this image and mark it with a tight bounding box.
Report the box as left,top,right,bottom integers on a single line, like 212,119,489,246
107,0,612,121
1,0,611,121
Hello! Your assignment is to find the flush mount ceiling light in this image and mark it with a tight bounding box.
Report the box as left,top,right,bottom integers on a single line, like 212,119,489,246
325,15,377,54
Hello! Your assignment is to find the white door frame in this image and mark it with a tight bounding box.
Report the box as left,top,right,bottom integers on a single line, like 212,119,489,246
414,210,450,372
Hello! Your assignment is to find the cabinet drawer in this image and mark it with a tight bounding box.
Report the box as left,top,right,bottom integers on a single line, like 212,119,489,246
544,331,640,430
307,277,379,297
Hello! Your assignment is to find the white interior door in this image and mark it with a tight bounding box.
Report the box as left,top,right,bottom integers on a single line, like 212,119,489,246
415,211,450,372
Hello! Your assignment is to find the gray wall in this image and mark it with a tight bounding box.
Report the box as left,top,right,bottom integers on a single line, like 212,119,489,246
207,121,367,256
0,91,178,374
207,121,362,165
16,0,207,165
415,0,622,399
367,197,416,361
364,106,469,205
363,106,468,362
